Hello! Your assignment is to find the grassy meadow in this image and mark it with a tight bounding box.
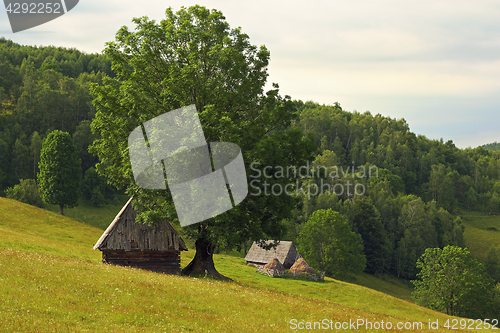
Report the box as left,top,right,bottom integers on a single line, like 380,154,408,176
461,211,500,262
0,197,497,332
43,194,130,230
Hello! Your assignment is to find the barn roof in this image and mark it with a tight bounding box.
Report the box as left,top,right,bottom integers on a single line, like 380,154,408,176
93,197,187,252
244,241,299,267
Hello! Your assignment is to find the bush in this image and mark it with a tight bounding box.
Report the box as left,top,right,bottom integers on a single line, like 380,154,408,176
5,179,44,208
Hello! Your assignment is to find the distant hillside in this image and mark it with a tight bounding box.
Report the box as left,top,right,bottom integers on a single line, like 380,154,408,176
0,197,481,332
0,38,112,192
482,142,500,151
461,210,500,262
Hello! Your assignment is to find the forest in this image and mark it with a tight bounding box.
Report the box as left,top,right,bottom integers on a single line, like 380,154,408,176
1,36,500,311
0,37,112,200
285,101,500,280
483,142,500,151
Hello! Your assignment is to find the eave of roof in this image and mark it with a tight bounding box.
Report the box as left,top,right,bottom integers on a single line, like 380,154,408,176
93,197,133,251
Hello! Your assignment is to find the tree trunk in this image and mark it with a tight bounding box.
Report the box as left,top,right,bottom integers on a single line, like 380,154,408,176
182,237,232,280
59,205,64,215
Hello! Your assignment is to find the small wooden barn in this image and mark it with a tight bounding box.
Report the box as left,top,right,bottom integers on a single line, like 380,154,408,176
244,241,300,269
93,197,187,275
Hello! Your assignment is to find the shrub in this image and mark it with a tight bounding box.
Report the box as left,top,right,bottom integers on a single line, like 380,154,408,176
5,179,44,208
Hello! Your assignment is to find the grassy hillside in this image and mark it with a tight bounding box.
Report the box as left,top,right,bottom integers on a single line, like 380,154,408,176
44,195,415,301
461,211,500,262
43,194,130,230
0,197,494,332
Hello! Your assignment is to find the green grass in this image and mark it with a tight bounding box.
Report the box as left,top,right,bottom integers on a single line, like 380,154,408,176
460,211,500,262
44,194,130,230
346,272,414,302
1,248,448,333
42,194,417,301
183,250,417,308
0,197,494,332
0,198,102,262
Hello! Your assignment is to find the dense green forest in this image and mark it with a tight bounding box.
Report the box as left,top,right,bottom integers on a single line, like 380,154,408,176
0,37,111,192
284,101,500,280
483,142,500,151
1,37,500,286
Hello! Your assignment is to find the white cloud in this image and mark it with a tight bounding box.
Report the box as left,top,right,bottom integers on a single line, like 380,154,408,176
0,0,499,147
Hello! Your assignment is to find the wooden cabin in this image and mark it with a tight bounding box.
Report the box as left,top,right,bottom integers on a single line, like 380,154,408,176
244,241,300,269
93,197,187,275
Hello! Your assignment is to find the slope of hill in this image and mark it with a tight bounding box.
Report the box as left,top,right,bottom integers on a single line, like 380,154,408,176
461,211,500,262
0,197,493,332
42,195,416,302
43,194,130,230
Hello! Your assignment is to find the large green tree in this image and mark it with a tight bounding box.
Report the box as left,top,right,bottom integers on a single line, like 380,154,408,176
38,130,81,215
89,6,314,278
296,209,365,279
412,246,494,318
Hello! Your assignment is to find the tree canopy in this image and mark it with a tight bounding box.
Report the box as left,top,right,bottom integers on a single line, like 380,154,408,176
89,5,315,278
352,197,388,274
1,16,500,294
412,246,494,318
296,208,365,278
0,38,110,193
38,130,81,215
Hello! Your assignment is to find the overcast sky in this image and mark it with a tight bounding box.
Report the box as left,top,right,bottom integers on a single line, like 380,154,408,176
1,0,499,148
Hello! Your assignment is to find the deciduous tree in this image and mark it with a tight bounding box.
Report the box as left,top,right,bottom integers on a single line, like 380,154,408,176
296,209,365,279
89,6,314,278
412,246,494,318
38,130,81,215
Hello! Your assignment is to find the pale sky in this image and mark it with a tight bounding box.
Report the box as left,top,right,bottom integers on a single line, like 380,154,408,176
1,0,499,148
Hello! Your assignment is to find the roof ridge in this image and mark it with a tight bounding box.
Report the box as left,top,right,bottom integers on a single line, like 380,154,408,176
93,197,133,250
93,197,187,252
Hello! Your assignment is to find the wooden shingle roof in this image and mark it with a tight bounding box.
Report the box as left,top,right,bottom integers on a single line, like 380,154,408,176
93,197,187,252
244,241,299,268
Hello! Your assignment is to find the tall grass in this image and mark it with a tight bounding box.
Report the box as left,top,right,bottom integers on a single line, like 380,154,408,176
2,248,454,333
1,197,495,332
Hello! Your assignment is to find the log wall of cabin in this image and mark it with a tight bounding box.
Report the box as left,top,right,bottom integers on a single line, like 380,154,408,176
102,250,181,275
